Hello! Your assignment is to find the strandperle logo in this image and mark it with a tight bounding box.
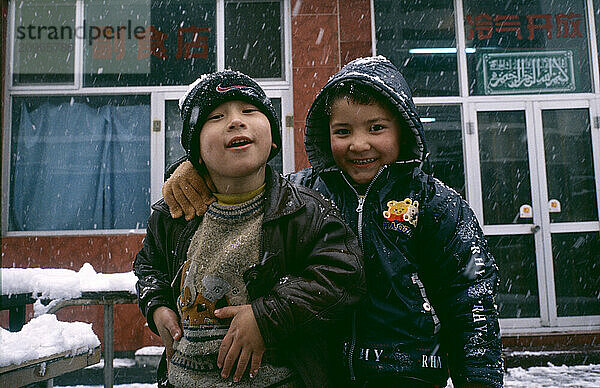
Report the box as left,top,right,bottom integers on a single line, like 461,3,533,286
15,20,148,45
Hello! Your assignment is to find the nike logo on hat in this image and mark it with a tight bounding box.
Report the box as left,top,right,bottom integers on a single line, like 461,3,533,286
216,84,251,92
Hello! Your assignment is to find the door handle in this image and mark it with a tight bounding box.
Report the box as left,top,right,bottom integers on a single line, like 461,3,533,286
531,225,540,233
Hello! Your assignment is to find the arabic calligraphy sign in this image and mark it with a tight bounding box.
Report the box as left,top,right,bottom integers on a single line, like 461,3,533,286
481,50,576,94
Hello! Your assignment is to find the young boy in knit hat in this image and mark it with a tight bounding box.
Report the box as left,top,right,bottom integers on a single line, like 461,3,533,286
133,70,365,387
162,57,503,388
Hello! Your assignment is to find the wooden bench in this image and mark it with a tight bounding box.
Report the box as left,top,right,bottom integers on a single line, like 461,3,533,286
0,347,101,387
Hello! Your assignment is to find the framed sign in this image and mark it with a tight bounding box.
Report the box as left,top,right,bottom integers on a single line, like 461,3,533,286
480,50,576,94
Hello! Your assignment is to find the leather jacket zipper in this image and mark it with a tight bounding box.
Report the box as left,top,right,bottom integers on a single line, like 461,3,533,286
339,166,386,380
340,166,387,247
348,311,357,381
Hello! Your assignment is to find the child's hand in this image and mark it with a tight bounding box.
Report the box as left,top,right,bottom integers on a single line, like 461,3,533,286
215,304,265,382
163,160,216,220
152,306,182,362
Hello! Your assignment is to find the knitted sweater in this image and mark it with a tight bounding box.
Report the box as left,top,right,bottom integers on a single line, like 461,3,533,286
168,190,298,387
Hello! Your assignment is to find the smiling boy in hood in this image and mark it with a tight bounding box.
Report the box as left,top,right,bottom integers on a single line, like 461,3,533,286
134,70,365,388
162,57,503,388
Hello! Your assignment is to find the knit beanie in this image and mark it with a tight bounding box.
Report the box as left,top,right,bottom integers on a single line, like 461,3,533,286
179,71,281,171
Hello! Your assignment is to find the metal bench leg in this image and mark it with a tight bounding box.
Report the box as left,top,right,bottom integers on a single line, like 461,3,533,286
104,304,114,388
9,305,26,332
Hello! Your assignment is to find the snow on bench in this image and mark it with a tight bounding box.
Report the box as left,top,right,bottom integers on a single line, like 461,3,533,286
0,314,101,387
1,263,138,388
2,263,137,303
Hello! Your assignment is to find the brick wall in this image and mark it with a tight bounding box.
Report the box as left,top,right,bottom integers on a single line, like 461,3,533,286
291,0,372,170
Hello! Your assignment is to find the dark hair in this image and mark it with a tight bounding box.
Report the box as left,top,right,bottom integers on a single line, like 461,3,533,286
324,81,397,117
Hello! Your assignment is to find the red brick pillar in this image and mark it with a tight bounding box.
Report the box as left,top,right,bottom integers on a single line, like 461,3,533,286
290,0,372,171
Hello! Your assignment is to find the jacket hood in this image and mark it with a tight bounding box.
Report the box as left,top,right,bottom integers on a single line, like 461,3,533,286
304,56,427,173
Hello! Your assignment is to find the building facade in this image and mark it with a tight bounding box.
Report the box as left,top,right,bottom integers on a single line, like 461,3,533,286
2,0,599,352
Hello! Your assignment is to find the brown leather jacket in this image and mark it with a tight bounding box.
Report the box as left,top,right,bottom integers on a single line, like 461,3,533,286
133,166,365,387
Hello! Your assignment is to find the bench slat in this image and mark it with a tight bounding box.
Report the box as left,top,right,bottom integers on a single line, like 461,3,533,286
0,346,101,387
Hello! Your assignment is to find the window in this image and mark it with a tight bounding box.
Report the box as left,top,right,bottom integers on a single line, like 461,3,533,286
488,234,540,318
9,96,150,231
374,0,458,96
594,1,600,73
417,105,465,197
464,0,592,95
225,1,283,79
83,0,217,87
12,0,76,85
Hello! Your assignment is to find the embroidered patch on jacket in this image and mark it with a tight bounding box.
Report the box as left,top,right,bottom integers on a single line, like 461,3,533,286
383,198,419,236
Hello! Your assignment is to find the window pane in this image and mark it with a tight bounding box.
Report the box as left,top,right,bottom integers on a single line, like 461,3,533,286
165,100,184,169
225,1,282,79
478,111,533,225
553,232,600,317
417,105,465,197
84,0,216,87
165,97,283,173
542,109,598,222
596,4,600,68
267,98,283,173
12,0,76,85
10,95,150,231
374,0,458,96
464,0,591,95
488,234,540,318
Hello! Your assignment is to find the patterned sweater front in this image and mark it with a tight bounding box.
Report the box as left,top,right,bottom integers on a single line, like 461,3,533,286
168,189,297,387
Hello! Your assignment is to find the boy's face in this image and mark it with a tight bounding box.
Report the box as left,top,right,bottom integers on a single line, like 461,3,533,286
329,98,401,185
199,100,272,183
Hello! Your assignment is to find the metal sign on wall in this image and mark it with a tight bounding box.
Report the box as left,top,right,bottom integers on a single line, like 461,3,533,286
481,50,576,94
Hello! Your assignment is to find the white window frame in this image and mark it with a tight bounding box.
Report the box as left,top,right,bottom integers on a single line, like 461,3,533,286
2,0,293,235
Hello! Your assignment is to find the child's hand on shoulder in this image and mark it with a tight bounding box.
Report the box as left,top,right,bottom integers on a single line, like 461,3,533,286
163,160,216,220
215,304,265,382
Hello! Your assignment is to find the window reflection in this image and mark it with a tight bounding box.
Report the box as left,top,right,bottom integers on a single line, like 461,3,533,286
478,111,533,225
487,234,540,318
417,105,465,197
542,109,598,223
553,232,600,317
225,1,283,79
374,0,458,96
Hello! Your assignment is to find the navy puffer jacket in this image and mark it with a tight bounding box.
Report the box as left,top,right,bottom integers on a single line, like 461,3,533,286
289,56,503,387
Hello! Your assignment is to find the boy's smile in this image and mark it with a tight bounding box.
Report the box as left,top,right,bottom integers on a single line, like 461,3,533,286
329,98,401,185
200,100,273,193
226,135,253,149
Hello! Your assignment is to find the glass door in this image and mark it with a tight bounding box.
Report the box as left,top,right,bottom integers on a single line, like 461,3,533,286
469,100,600,331
533,101,600,327
149,90,294,205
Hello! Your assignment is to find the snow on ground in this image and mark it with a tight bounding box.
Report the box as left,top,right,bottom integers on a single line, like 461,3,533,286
53,364,600,388
86,358,137,369
1,263,137,300
0,314,100,367
134,346,165,356
503,364,600,387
